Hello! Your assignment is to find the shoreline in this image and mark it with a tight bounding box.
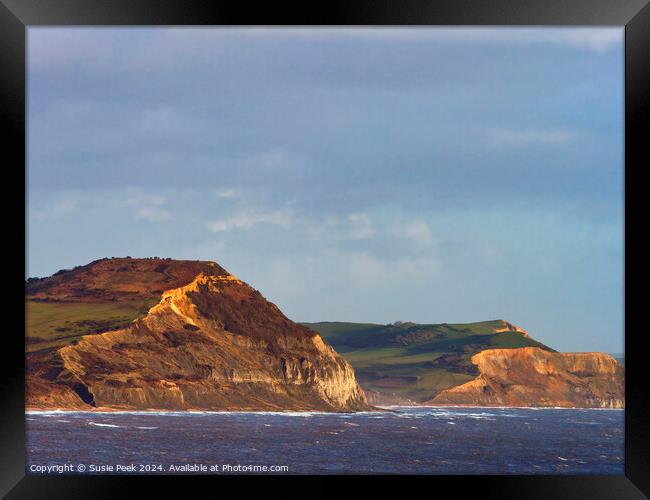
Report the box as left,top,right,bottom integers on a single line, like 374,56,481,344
26,404,625,414
397,404,624,410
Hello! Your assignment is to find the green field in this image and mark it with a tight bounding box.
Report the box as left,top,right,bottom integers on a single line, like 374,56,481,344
304,320,554,402
26,299,157,352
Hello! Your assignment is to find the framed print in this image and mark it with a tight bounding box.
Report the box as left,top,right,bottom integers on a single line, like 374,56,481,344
1,0,648,497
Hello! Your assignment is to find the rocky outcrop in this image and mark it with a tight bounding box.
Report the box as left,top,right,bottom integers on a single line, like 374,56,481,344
26,259,370,412
26,375,88,409
492,320,529,336
362,389,414,407
427,347,624,408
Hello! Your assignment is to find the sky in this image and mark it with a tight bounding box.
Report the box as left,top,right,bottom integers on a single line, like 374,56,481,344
27,27,623,353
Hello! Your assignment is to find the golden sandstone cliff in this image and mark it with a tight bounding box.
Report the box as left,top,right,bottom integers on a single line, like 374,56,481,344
26,258,370,411
427,347,624,408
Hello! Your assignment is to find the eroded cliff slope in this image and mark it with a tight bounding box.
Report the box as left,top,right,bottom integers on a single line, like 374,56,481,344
427,347,624,408
26,258,370,411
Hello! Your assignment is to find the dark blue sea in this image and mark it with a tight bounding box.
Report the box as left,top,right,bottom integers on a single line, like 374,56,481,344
26,407,624,475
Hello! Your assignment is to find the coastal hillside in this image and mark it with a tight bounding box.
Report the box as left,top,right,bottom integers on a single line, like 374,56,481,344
305,321,624,407
26,258,370,411
304,320,553,403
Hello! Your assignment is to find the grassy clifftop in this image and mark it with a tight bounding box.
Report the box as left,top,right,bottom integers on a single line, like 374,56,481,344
26,299,158,353
303,320,554,403
25,257,217,353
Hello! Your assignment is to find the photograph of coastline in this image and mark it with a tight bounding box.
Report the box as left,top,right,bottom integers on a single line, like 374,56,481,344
26,27,624,474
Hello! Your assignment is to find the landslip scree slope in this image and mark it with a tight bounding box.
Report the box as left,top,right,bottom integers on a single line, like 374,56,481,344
26,258,370,412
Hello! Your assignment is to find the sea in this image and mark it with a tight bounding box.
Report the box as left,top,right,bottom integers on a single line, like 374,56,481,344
26,406,624,475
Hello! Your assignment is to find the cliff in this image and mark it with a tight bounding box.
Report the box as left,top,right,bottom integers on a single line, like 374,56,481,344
26,258,370,412
427,347,624,408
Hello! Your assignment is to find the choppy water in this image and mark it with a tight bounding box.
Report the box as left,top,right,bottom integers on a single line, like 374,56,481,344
26,407,624,474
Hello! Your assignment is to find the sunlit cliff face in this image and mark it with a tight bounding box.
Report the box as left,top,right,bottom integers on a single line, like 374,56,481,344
429,347,624,408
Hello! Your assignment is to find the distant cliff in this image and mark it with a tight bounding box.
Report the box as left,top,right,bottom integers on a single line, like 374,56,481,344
362,389,414,407
26,258,370,412
427,347,624,408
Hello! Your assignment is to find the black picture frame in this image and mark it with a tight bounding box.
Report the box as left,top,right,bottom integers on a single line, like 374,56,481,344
2,0,648,497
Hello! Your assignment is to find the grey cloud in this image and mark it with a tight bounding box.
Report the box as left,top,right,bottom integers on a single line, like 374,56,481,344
27,28,624,352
